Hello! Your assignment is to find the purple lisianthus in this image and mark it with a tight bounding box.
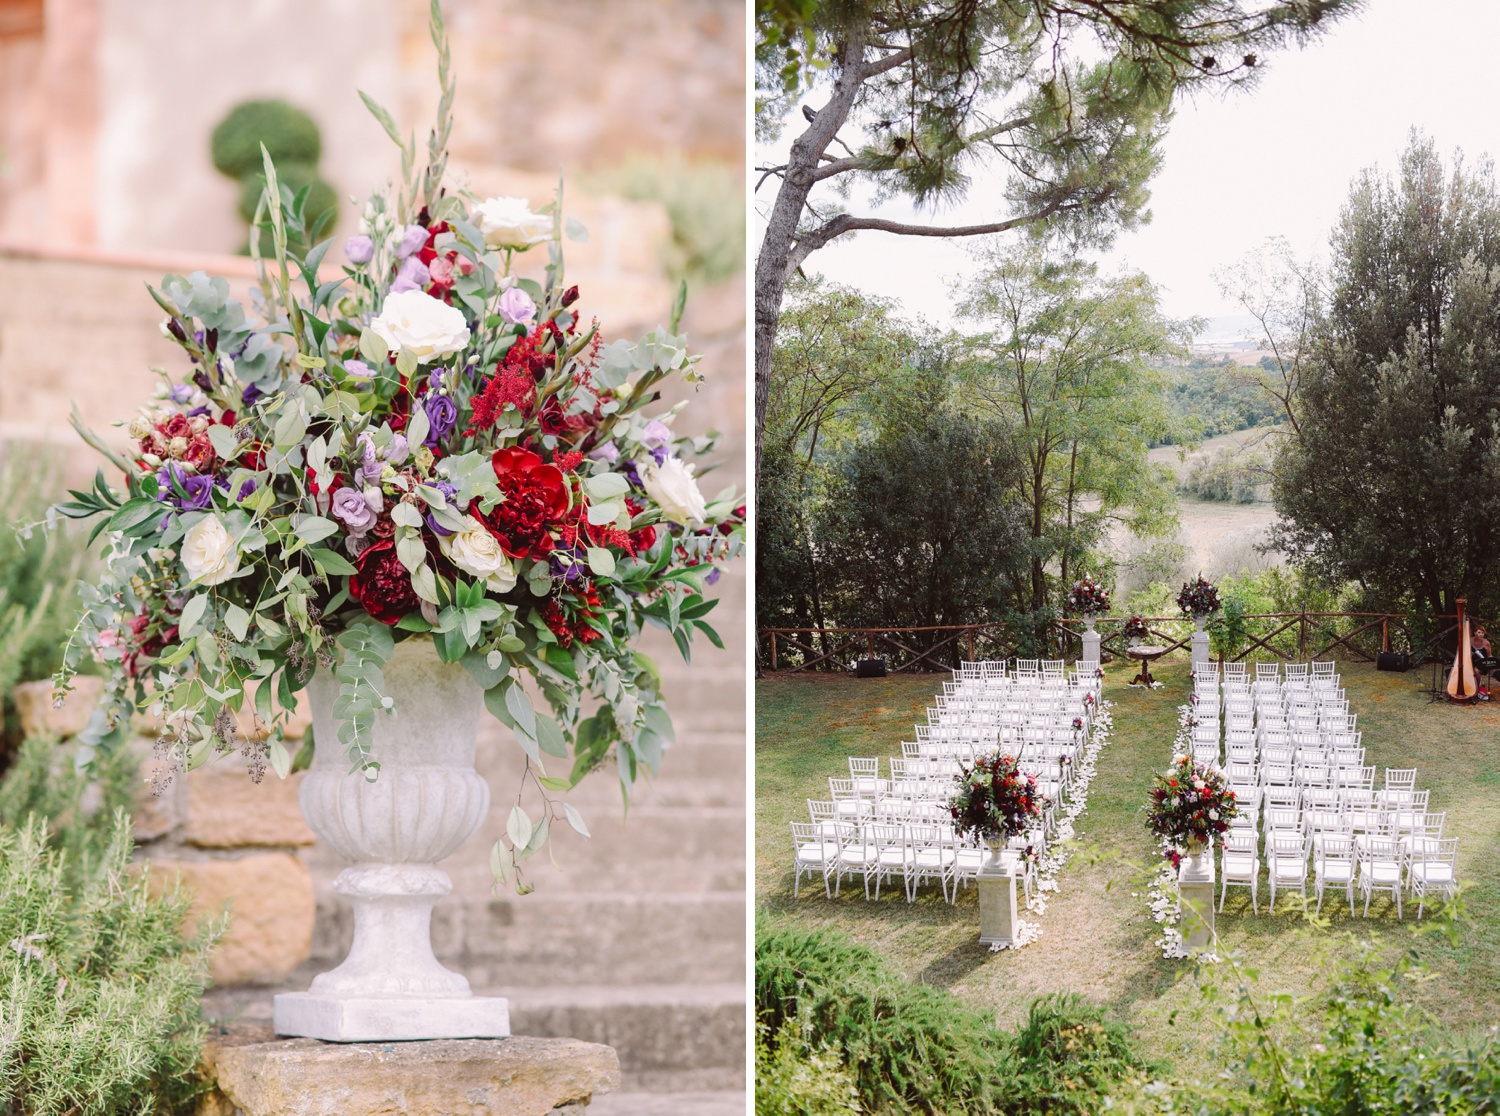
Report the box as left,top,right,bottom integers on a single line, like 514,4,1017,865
549,542,589,582
155,462,214,510
497,287,536,326
345,235,374,264
589,441,620,464
641,419,672,448
237,478,258,502
385,433,410,466
422,393,458,447
343,359,375,379
394,224,429,259
331,487,376,533
620,460,643,489
390,256,430,293
241,382,262,407
169,383,194,404
650,445,668,466
424,482,460,536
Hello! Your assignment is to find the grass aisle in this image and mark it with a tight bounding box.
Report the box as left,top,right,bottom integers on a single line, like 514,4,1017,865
755,659,1500,1066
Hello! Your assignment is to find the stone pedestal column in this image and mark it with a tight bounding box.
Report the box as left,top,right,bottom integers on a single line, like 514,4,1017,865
977,852,1018,948
1178,842,1215,951
1081,616,1101,664
1191,614,1212,669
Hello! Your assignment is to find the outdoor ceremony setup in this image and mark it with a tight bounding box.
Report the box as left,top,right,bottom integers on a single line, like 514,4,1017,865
1148,658,1461,956
790,657,1111,948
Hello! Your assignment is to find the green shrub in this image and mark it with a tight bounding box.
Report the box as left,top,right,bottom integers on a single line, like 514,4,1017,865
756,1019,863,1115
0,454,94,753
0,740,223,1114
596,155,746,284
756,925,1148,1115
210,99,321,180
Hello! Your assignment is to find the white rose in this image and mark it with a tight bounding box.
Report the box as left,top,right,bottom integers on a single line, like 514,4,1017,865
474,196,552,250
370,289,471,363
182,515,241,585
439,515,517,593
640,456,708,528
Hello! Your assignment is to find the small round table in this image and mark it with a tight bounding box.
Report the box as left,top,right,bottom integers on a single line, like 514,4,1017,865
1128,645,1166,686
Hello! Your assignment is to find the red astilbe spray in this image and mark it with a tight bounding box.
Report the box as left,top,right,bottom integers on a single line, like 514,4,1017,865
466,325,559,433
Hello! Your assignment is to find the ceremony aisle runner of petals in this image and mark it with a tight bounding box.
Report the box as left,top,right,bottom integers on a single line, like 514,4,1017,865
997,699,1116,951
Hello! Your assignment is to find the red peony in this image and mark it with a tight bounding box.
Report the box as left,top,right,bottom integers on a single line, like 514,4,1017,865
482,446,568,558
349,538,420,624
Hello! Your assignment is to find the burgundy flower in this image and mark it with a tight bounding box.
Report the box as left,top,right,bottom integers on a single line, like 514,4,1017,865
349,538,420,625
482,446,568,558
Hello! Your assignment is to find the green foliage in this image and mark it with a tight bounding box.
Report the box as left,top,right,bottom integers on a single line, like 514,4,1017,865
755,925,1150,1115
597,156,745,285
1272,133,1500,619
1180,445,1268,503
210,99,321,180
236,162,338,254
0,455,94,750
755,1019,863,1116
0,741,223,1115
1156,358,1282,445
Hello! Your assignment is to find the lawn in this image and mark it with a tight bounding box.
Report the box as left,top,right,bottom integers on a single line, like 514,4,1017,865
755,659,1500,1066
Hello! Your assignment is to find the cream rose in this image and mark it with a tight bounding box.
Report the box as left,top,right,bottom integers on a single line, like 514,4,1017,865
370,289,471,363
439,515,518,593
474,196,552,250
640,456,708,528
182,514,241,585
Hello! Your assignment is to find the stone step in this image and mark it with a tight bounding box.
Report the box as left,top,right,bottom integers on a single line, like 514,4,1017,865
589,1092,744,1115
308,891,745,989
498,983,746,1093
200,984,746,1096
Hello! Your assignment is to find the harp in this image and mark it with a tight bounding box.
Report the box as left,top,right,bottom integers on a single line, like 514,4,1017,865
1446,598,1478,703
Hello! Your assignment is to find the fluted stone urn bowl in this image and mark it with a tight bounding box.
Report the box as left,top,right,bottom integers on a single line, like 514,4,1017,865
273,636,509,1042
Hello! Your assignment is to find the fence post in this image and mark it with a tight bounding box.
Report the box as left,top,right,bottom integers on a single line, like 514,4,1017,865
967,630,975,664
1299,612,1307,660
769,633,777,672
1381,618,1390,653
868,631,876,660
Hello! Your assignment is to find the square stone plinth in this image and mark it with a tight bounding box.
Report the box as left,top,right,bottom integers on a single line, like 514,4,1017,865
201,1024,619,1116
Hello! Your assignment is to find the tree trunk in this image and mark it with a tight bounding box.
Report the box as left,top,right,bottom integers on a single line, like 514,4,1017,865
754,23,869,490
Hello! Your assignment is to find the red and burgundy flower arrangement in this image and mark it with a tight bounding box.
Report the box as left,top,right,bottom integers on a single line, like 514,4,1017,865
949,753,1045,843
1123,615,1151,642
50,37,743,809
1176,576,1222,617
1145,755,1238,852
1066,574,1111,616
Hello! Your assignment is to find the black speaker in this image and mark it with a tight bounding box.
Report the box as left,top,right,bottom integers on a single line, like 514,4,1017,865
855,658,888,678
1376,651,1410,672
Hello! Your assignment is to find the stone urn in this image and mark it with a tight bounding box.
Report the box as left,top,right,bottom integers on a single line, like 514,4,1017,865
1177,837,1215,950
273,636,510,1042
977,837,1018,948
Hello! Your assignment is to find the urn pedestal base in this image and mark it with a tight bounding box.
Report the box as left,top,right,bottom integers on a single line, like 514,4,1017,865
1178,845,1216,951
1081,622,1101,664
977,863,1018,948
1191,615,1212,669
272,991,510,1043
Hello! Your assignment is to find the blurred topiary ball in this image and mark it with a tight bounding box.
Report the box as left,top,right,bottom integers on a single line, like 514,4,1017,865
236,162,337,227
211,99,322,179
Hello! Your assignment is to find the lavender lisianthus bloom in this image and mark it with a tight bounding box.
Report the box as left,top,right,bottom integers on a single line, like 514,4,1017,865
169,383,194,404
650,445,668,466
155,463,214,510
345,235,374,264
497,287,536,326
422,393,458,447
331,487,376,533
343,359,376,379
641,419,672,448
385,433,410,466
394,224,429,259
588,441,620,464
390,256,431,293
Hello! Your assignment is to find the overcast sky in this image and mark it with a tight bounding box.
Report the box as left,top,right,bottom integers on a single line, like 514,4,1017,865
755,0,1500,339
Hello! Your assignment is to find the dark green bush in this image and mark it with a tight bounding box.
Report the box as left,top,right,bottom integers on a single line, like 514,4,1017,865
210,99,321,180
755,925,1148,1115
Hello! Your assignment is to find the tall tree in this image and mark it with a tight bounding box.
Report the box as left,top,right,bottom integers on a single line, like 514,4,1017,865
953,245,1186,614
1272,135,1500,619
753,0,1362,481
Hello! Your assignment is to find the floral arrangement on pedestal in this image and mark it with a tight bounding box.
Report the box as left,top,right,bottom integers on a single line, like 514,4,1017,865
1145,755,1238,863
1065,575,1111,617
948,753,1044,843
1123,616,1150,645
47,3,742,889
1176,577,1222,617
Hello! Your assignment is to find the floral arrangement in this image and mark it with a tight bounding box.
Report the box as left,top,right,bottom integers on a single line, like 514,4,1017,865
1145,755,1238,850
49,5,742,884
1123,615,1150,642
1065,575,1110,616
948,753,1044,843
1176,576,1222,617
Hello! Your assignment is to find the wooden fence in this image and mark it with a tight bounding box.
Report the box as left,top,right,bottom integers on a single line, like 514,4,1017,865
758,611,1491,673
